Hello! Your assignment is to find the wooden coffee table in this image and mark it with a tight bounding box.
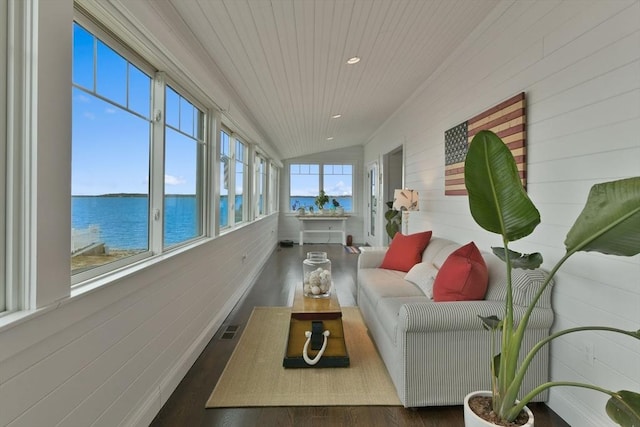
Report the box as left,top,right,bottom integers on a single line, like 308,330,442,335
282,288,350,368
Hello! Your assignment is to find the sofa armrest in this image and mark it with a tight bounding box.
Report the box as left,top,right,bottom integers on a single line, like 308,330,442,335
357,249,388,269
398,301,554,332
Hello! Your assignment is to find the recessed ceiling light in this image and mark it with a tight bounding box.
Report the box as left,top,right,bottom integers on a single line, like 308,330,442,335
326,137,334,141
331,114,342,119
346,56,360,65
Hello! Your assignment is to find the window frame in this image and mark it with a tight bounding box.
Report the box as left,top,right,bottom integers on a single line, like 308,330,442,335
71,18,156,284
71,15,211,286
161,77,209,250
234,136,249,224
288,162,354,213
255,153,267,218
218,127,250,230
0,0,8,312
269,163,279,214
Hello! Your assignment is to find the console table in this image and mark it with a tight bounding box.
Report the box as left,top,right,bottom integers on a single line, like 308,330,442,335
296,215,348,246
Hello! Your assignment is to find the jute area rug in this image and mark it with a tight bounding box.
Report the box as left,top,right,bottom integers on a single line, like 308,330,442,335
206,306,401,408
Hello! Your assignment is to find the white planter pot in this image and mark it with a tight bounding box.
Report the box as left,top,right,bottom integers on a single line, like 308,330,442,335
463,391,534,427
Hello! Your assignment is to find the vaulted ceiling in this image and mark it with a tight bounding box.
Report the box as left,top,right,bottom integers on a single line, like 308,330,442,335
139,0,500,159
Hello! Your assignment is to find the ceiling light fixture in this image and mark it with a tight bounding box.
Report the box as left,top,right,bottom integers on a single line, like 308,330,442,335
331,114,342,119
346,56,360,65
326,137,334,141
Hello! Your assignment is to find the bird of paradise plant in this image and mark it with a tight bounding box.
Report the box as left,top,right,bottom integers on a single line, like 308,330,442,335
463,130,640,425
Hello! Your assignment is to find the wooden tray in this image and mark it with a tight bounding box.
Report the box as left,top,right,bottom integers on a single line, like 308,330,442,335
283,289,350,368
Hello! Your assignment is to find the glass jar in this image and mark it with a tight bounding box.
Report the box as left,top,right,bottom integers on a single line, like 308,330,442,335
302,252,332,298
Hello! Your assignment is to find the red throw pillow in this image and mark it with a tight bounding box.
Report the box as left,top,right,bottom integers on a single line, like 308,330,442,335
433,242,488,302
380,231,432,272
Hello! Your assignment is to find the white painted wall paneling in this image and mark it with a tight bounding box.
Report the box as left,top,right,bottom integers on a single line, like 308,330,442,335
364,1,640,425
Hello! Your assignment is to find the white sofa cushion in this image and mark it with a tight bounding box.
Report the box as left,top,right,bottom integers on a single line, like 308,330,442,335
357,268,424,310
404,262,438,299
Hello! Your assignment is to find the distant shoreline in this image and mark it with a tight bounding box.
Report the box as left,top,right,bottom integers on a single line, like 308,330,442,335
72,193,196,198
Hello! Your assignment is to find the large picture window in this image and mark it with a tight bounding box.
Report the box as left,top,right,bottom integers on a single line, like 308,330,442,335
289,163,353,212
72,20,209,282
72,22,152,275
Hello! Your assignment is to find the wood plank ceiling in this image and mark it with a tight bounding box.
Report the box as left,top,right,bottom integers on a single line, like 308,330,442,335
145,0,500,159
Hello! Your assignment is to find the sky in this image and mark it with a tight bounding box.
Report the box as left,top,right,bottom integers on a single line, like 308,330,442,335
72,23,353,199
289,163,353,197
72,23,197,196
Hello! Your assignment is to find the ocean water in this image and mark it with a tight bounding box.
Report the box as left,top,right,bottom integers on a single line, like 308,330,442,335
72,195,236,250
72,195,353,250
290,196,352,212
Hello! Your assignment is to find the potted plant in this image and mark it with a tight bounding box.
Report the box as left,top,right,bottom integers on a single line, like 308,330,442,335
384,201,402,240
315,190,329,213
463,130,640,426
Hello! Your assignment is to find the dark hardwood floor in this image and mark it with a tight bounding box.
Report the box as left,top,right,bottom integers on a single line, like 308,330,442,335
150,244,569,427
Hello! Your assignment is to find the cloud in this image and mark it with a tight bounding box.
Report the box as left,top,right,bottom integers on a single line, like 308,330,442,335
83,112,96,120
165,174,186,186
105,107,117,114
74,93,91,103
325,180,352,196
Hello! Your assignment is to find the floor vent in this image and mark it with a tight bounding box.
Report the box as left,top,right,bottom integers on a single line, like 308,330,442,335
220,325,239,340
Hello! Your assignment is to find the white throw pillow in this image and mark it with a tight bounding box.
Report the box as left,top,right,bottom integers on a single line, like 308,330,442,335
404,262,439,299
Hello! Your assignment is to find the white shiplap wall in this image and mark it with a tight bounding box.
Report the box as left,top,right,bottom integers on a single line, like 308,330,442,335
364,1,640,426
0,217,278,427
0,1,280,426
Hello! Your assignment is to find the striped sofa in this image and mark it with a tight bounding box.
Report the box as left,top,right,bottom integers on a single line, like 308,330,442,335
356,237,554,408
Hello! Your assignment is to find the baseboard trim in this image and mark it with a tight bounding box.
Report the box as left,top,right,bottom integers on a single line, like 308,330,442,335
547,389,610,427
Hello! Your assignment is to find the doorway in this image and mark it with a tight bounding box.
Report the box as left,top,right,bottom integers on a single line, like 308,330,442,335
382,146,404,245
365,162,378,246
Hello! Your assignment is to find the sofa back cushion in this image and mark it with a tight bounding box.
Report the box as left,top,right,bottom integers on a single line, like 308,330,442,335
432,242,489,302
482,250,554,308
420,237,461,268
417,236,554,308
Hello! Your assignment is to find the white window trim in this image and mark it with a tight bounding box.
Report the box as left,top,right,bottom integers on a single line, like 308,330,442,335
3,0,39,313
288,162,355,213
70,15,212,286
1,0,9,313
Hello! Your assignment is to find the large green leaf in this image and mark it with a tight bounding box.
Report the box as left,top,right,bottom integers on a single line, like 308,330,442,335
479,315,503,330
492,247,543,270
565,177,640,257
464,130,540,242
606,390,640,426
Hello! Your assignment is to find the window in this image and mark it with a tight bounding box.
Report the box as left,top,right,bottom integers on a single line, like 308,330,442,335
269,164,279,214
289,164,320,212
235,139,248,223
256,154,267,217
164,85,205,247
219,129,230,228
289,163,353,212
71,20,209,282
72,22,153,276
219,129,248,228
323,164,353,212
